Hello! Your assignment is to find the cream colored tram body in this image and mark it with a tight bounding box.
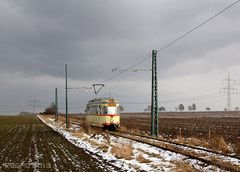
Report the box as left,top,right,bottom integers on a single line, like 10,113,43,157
85,97,120,130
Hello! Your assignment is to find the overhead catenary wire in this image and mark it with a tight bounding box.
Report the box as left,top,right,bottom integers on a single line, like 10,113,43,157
50,1,240,113
104,54,152,82
104,0,240,83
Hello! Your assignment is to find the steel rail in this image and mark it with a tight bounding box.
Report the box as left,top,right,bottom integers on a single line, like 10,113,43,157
109,130,240,172
117,130,240,159
70,121,240,171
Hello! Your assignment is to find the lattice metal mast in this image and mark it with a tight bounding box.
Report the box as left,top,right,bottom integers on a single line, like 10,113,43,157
65,64,69,128
55,88,58,121
151,50,158,137
221,72,239,110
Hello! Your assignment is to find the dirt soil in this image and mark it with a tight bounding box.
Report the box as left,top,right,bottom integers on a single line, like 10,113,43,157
0,115,116,172
120,113,240,145
65,112,240,145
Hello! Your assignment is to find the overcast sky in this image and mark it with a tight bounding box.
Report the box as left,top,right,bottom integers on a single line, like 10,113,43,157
1,0,240,114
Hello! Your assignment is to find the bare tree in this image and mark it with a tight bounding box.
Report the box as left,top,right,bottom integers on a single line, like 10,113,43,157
44,102,56,115
206,107,211,111
144,105,151,112
119,105,124,112
191,103,196,111
178,104,184,111
159,106,166,112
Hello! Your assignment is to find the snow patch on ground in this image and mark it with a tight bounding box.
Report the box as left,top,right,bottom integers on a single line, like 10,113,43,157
38,115,233,172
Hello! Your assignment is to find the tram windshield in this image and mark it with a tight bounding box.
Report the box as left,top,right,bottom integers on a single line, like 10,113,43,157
107,106,119,114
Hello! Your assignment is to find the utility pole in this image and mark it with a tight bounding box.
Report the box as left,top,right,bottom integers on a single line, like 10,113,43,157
33,99,36,114
65,64,69,128
151,50,158,137
55,88,58,121
221,72,239,111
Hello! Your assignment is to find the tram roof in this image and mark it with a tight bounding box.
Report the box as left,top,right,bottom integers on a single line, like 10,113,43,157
87,97,118,105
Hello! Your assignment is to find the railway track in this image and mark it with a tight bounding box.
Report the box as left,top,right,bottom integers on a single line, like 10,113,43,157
71,121,239,157
70,121,240,171
109,130,240,172
117,130,240,159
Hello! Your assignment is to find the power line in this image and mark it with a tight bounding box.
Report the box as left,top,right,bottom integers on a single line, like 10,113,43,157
104,0,240,82
157,0,240,53
104,54,151,82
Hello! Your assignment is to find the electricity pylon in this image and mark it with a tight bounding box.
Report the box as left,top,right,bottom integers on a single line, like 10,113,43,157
221,72,239,111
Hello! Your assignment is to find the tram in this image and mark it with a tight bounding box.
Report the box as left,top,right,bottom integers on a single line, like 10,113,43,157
85,97,120,130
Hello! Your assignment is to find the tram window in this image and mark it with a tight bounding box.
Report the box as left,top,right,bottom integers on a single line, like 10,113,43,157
97,106,102,115
108,107,116,114
103,107,108,114
98,105,102,115
90,106,97,114
94,106,97,114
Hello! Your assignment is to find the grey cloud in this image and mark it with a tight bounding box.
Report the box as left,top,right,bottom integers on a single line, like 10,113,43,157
1,0,239,80
0,0,240,112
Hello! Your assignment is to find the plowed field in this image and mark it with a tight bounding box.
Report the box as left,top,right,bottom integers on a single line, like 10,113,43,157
0,115,114,172
66,112,240,145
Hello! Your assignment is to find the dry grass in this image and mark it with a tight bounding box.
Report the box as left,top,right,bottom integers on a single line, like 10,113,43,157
176,135,230,153
73,132,109,152
72,129,85,138
65,120,72,130
53,116,66,125
175,135,230,153
136,148,163,160
81,137,100,148
98,144,109,152
185,137,208,148
111,143,133,160
119,126,127,131
102,132,110,145
235,143,240,155
136,154,151,163
187,137,202,146
39,115,52,123
132,129,141,134
209,136,229,153
176,136,184,143
173,162,198,172
81,122,93,135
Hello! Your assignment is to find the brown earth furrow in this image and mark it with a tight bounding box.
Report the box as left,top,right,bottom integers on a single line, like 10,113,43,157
40,121,110,171
0,115,117,172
